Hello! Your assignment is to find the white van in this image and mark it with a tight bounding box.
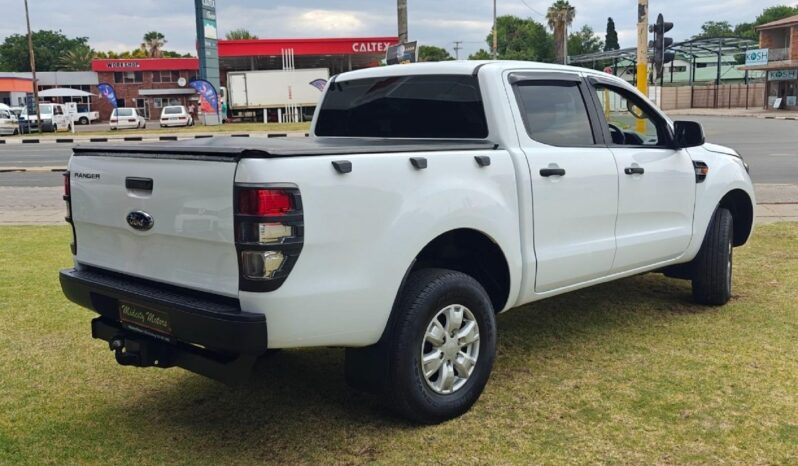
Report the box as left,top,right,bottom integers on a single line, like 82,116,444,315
0,104,19,136
24,103,73,132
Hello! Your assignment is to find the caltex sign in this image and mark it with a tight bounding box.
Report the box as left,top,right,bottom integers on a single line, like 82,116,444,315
745,48,769,66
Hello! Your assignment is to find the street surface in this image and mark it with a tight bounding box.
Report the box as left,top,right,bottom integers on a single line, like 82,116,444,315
1,115,796,224
1,116,796,187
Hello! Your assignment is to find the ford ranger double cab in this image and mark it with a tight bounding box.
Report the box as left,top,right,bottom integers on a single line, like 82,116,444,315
60,61,755,424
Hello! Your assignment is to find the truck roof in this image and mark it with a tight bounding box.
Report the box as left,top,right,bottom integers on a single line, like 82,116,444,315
334,60,615,82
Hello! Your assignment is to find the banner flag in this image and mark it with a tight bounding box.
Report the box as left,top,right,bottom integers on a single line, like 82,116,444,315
189,79,219,115
97,83,118,109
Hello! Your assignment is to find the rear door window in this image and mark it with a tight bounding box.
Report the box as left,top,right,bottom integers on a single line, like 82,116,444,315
315,75,488,138
513,81,596,147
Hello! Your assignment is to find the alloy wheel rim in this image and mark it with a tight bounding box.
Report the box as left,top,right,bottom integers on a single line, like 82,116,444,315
420,304,480,395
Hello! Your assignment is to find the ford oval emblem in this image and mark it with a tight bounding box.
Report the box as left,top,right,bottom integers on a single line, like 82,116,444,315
126,211,154,231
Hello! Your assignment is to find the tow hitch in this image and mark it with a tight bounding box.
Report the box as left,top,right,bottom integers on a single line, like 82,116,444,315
91,317,259,385
108,335,175,368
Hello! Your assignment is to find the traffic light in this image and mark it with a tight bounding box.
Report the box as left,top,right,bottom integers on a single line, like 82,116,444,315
649,13,674,76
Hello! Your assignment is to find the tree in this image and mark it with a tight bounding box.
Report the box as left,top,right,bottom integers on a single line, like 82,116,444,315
604,17,619,51
568,25,604,57
225,29,259,40
468,49,492,60
546,0,576,64
0,30,89,72
477,15,554,62
418,45,453,61
734,22,757,41
58,45,93,71
693,21,734,39
755,5,798,26
140,31,166,58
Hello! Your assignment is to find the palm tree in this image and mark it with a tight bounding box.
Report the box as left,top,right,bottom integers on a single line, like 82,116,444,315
225,29,259,40
141,31,166,58
59,46,94,71
546,0,576,65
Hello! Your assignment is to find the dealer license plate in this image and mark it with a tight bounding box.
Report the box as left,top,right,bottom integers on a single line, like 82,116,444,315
119,301,172,336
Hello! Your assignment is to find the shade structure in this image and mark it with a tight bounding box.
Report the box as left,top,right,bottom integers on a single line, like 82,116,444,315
38,87,95,98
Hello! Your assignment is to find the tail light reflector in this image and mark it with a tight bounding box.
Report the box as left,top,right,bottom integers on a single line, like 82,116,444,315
63,172,76,254
234,185,303,292
238,188,292,216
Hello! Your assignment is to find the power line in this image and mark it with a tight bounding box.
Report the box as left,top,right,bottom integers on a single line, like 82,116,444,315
453,41,463,59
519,0,545,18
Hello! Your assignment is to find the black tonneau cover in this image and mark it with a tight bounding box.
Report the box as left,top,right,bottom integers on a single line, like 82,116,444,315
73,136,498,160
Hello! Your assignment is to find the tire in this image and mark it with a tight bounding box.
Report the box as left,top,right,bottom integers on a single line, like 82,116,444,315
382,268,496,424
79,117,88,125
692,208,734,305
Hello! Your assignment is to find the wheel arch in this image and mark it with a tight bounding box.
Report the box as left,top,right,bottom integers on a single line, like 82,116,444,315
718,188,754,246
403,228,511,315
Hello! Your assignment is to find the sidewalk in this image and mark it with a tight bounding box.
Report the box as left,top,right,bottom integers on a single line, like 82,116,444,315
0,131,308,145
667,108,798,120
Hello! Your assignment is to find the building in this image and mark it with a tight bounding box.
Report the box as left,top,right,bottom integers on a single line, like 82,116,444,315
0,73,33,107
36,71,99,105
91,58,200,120
86,37,397,121
741,15,798,109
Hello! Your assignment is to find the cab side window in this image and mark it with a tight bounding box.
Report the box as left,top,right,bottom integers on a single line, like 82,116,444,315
54,106,63,115
592,84,666,146
513,81,596,147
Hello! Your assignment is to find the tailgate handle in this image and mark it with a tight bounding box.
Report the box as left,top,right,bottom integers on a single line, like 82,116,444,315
125,177,153,191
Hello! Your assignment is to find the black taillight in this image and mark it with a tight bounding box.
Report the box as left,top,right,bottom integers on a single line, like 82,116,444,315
63,171,76,254
234,185,304,292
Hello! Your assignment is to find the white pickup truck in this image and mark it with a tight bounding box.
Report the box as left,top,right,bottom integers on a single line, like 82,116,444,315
60,61,754,424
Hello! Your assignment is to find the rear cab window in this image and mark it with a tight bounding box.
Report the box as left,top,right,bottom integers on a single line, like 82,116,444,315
314,74,488,138
114,108,134,117
511,79,597,147
163,107,183,115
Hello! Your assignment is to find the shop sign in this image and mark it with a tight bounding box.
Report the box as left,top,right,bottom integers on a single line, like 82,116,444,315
106,61,141,69
745,48,768,66
352,41,392,53
768,69,798,81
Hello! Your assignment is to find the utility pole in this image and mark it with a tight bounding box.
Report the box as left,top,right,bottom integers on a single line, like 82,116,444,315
453,41,463,60
397,0,408,44
24,0,42,134
492,0,498,59
635,0,648,133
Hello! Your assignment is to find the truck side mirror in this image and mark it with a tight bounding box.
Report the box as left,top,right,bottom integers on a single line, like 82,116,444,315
673,120,705,149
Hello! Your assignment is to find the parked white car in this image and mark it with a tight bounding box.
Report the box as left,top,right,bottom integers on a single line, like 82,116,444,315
61,61,755,424
159,106,193,127
0,104,19,136
110,108,146,130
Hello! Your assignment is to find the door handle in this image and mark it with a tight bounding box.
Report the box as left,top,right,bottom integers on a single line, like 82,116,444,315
624,167,645,175
540,168,566,177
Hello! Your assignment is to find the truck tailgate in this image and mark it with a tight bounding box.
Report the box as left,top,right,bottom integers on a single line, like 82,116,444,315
68,155,239,297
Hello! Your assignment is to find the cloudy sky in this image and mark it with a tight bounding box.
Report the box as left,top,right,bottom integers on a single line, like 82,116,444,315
1,0,792,58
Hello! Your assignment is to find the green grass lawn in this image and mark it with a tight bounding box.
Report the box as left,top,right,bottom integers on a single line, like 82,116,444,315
4,121,311,139
1,224,797,464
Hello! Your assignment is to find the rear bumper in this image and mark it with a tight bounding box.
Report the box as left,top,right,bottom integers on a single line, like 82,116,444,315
59,267,267,355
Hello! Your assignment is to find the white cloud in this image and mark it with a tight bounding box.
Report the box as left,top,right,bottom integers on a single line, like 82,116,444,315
293,10,365,33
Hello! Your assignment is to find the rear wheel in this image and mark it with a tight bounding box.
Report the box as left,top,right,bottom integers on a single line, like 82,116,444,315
79,117,88,125
692,208,734,305
383,268,496,424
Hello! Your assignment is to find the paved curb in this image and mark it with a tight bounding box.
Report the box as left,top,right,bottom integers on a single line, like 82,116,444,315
0,132,307,144
668,111,798,121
